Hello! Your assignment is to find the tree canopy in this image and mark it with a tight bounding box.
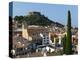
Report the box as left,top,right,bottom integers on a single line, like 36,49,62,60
14,12,64,27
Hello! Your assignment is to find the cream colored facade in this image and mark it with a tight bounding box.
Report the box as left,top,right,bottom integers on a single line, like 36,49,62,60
22,24,32,41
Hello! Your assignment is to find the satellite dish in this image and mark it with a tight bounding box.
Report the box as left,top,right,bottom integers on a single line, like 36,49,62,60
40,33,44,38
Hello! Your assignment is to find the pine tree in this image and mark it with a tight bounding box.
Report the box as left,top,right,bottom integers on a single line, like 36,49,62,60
65,10,72,55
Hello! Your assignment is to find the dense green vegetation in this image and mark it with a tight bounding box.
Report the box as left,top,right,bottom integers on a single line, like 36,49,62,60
65,10,73,55
14,12,64,27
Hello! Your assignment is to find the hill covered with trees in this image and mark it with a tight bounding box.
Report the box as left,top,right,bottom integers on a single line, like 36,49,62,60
14,12,64,27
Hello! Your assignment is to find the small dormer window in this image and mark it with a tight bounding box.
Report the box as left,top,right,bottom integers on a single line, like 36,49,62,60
43,37,45,39
47,37,49,39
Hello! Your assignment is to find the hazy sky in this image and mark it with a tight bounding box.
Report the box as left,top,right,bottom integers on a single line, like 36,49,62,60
9,2,78,27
